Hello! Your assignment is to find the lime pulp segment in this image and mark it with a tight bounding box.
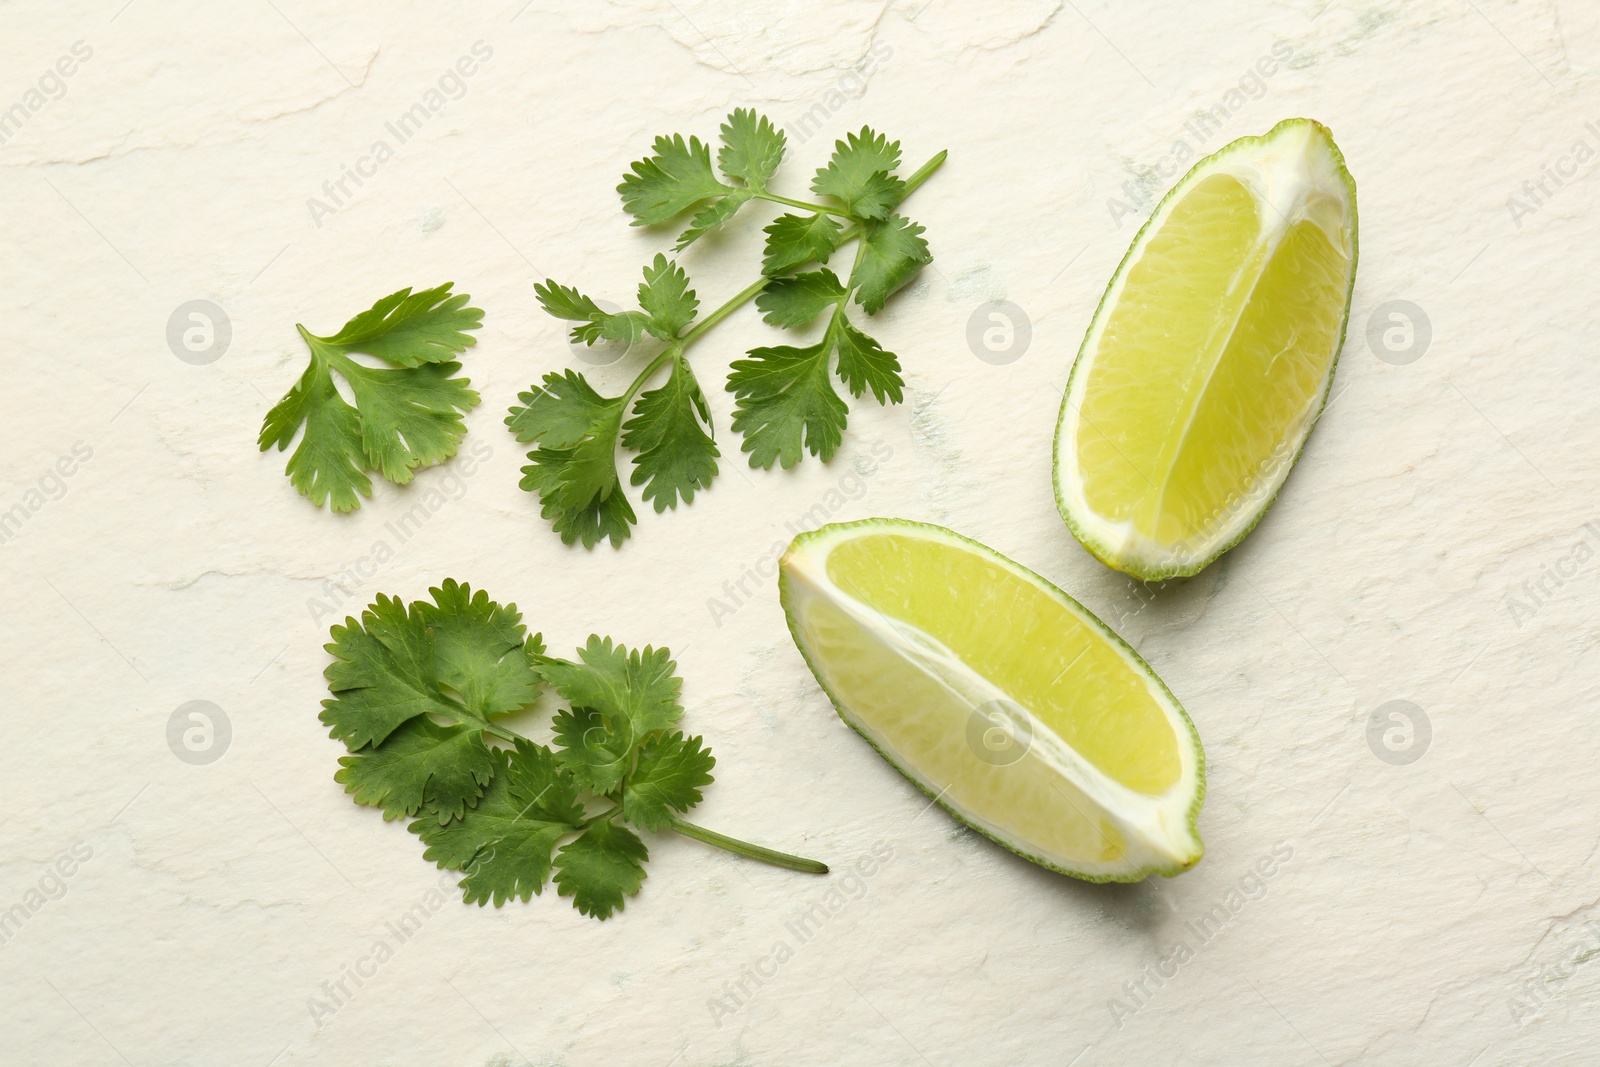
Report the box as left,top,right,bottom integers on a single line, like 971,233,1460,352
780,519,1205,882
1056,119,1358,579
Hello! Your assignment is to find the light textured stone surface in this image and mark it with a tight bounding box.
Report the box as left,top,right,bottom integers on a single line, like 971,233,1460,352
3,0,1598,1063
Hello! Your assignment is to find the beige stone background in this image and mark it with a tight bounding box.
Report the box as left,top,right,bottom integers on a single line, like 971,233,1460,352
2,0,1599,1063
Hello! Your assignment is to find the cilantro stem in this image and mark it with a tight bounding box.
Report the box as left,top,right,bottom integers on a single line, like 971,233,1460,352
428,695,521,745
845,222,873,281
756,192,858,220
679,277,771,347
672,149,947,353
482,722,522,744
489,720,826,874
583,804,622,828
667,816,829,874
621,348,677,412
900,149,948,197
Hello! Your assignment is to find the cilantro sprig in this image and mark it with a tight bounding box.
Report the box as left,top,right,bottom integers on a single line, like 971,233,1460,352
321,581,827,919
510,109,946,547
259,283,484,511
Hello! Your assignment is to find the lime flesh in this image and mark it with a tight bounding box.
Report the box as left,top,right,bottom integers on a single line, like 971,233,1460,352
780,519,1204,882
1056,119,1358,579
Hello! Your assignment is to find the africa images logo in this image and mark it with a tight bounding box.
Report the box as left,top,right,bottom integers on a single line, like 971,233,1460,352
1106,841,1294,1028
1503,523,1600,628
305,41,494,227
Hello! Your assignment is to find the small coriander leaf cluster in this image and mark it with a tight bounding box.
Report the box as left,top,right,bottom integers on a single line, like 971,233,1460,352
259,284,483,512
320,581,813,920
509,109,944,547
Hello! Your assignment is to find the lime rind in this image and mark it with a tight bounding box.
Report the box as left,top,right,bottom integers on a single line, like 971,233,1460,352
1053,117,1360,581
779,517,1205,883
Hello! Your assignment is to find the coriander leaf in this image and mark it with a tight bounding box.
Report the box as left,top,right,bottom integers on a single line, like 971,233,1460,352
340,360,478,485
620,355,719,511
540,636,684,740
717,108,786,187
837,172,904,221
320,594,438,749
618,133,732,226
762,212,844,276
622,732,715,832
258,361,371,511
756,269,848,328
506,374,635,548
535,280,650,347
811,127,905,220
413,740,586,906
421,579,547,716
258,283,482,511
852,214,932,314
830,317,904,404
519,447,637,549
673,189,753,251
319,282,484,367
669,109,785,249
554,818,649,919
506,370,619,449
637,254,698,341
727,343,848,469
551,704,632,794
335,716,495,822
533,280,606,323
321,581,540,820
321,581,540,750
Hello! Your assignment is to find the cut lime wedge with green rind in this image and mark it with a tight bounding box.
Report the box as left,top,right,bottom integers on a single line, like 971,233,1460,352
780,519,1204,883
1055,118,1359,580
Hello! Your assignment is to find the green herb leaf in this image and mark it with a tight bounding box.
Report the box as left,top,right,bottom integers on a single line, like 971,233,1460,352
517,445,636,549
618,133,732,226
507,374,635,548
812,127,905,220
717,107,786,187
666,109,786,250
554,818,650,919
540,635,684,740
335,717,496,823
506,370,614,449
622,732,715,832
423,580,547,713
319,283,484,366
674,190,753,251
620,355,719,511
535,280,650,347
727,343,848,469
852,214,932,314
637,254,699,340
761,211,844,275
258,283,482,511
756,269,849,328
551,704,633,794
320,581,541,819
412,740,586,906
321,581,540,750
831,317,904,404
728,299,900,466
258,362,371,511
341,363,481,489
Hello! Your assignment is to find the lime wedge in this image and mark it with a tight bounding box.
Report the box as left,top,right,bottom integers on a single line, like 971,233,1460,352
779,519,1204,882
1055,118,1358,579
